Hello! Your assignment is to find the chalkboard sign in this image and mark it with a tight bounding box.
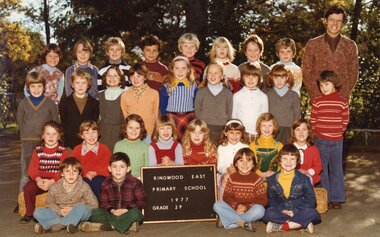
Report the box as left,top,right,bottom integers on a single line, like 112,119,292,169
141,165,217,223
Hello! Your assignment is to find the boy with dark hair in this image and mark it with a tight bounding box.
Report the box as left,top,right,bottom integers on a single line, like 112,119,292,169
79,152,146,233
311,70,349,209
140,34,169,92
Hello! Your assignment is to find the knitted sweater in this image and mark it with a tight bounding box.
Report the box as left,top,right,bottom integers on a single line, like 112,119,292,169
266,88,300,127
183,141,217,165
250,136,283,175
17,96,59,141
223,171,267,210
46,177,99,215
159,82,198,115
188,56,206,83
113,138,148,178
295,144,322,186
310,91,349,141
65,62,99,97
71,142,111,178
120,85,159,135
195,86,233,126
302,34,359,99
142,60,169,92
28,145,69,181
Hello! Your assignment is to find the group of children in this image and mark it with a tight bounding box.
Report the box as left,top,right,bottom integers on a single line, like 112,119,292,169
16,30,349,234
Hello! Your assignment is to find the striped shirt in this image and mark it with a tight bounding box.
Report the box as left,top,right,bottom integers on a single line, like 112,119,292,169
310,91,349,141
159,82,197,114
188,56,205,83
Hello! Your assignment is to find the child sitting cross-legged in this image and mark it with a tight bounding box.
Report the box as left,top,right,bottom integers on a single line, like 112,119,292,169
264,144,320,234
79,152,146,233
33,157,98,234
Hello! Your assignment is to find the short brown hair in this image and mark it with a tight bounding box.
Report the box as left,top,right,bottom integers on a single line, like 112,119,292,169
70,69,92,87
266,64,294,88
25,71,46,89
41,44,62,64
59,157,83,175
128,63,149,80
122,114,147,140
275,38,296,55
317,70,341,91
256,113,279,137
72,39,93,59
104,37,125,55
239,62,262,87
79,120,100,135
276,144,300,164
241,34,264,55
233,147,257,171
289,119,314,146
140,34,162,52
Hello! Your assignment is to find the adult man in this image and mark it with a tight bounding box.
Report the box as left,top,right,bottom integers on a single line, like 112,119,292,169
302,5,359,99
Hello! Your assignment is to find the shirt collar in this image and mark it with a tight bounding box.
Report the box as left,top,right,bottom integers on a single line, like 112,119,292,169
81,142,99,156
172,78,190,89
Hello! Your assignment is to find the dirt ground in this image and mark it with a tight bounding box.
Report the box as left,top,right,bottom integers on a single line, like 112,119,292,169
0,134,379,237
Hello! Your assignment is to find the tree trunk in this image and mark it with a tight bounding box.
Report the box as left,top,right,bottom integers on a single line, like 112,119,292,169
43,0,50,43
350,0,362,41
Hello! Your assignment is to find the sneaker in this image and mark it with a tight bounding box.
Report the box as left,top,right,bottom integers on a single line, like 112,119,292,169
266,222,282,233
306,223,314,234
79,222,102,232
243,222,256,232
13,204,19,214
129,222,139,232
34,223,51,234
19,215,33,224
66,224,78,234
216,217,223,228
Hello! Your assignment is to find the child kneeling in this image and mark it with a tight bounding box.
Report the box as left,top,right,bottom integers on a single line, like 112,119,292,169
80,152,146,233
264,144,320,233
33,157,98,234
213,148,266,232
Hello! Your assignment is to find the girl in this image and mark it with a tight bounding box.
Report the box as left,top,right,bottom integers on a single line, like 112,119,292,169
71,120,111,198
148,115,184,166
33,158,98,234
65,39,98,98
233,62,268,143
20,121,69,223
264,144,320,233
213,148,266,232
207,37,240,93
159,55,197,140
249,113,283,181
98,65,125,150
195,62,233,143
114,114,149,178
182,119,217,165
24,44,64,104
217,119,248,198
265,64,300,145
121,63,159,144
290,119,323,186
59,70,99,149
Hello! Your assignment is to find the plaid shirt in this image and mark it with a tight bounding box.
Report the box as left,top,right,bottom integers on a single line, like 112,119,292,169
99,174,146,212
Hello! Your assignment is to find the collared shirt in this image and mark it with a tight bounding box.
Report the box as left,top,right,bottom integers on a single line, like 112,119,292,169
324,34,341,53
81,142,99,156
172,78,190,89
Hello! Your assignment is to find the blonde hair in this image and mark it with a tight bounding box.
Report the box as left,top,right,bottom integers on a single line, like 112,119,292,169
266,64,294,88
219,119,247,146
199,62,228,89
275,38,296,56
182,119,216,158
165,55,195,86
209,37,236,63
152,115,178,142
178,33,200,51
256,113,279,137
79,120,100,136
104,37,126,55
70,69,92,87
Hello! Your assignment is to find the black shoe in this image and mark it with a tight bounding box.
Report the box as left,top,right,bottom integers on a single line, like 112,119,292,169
19,215,33,224
67,224,78,234
13,204,19,214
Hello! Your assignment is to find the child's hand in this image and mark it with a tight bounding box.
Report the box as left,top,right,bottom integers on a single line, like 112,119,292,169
226,164,236,174
299,169,310,176
86,171,97,180
236,204,247,215
60,206,72,217
282,210,294,217
111,208,128,216
161,156,173,166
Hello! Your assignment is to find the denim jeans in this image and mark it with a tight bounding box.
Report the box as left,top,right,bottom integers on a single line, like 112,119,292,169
83,176,106,199
33,205,92,229
213,201,265,229
315,137,345,202
263,206,321,228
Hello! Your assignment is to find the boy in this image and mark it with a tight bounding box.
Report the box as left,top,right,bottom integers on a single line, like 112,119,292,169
33,157,98,234
264,144,320,233
140,34,169,92
16,72,59,212
270,38,302,96
311,70,349,209
239,34,270,91
178,33,205,84
79,152,146,233
71,120,111,198
97,37,131,91
59,70,99,149
65,39,99,97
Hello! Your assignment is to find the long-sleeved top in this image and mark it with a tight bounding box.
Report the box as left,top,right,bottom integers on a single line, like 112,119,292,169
28,145,69,181
120,85,159,135
223,171,267,210
17,96,59,141
238,61,271,92
148,138,184,166
142,60,169,93
294,144,323,186
266,88,300,128
99,174,147,211
183,141,217,165
65,62,99,97
250,136,283,175
217,142,249,175
232,86,268,135
188,56,206,84
159,81,198,115
195,85,233,126
310,91,349,141
71,142,111,178
270,61,302,96
46,177,98,215
302,33,359,99
113,138,148,178
266,170,316,214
